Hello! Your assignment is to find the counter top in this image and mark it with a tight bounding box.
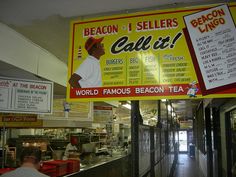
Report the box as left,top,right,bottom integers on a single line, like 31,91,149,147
64,152,128,177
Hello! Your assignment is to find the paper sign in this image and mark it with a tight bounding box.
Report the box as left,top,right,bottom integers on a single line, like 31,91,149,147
0,114,42,127
184,4,236,95
0,77,53,114
94,106,113,122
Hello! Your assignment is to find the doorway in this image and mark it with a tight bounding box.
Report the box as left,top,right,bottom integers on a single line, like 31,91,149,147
179,131,188,152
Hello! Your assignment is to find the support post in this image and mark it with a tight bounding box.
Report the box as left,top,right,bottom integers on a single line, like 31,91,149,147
131,101,142,177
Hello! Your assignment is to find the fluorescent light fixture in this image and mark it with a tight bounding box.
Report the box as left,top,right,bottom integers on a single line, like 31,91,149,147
167,105,172,112
161,99,167,102
122,103,131,110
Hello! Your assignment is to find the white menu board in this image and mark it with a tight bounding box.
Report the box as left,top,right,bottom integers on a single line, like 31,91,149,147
0,77,53,114
184,4,236,93
94,106,113,122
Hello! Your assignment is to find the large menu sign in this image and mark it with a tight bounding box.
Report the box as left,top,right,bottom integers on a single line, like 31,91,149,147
184,4,236,95
0,77,53,114
67,3,236,102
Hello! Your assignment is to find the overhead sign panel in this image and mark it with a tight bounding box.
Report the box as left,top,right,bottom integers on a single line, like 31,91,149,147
184,4,236,95
0,113,43,128
67,3,236,101
0,77,53,114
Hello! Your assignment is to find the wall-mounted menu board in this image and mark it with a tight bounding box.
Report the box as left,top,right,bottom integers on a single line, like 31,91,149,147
0,77,53,114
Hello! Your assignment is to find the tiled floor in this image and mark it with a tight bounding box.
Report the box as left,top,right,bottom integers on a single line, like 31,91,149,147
173,154,205,177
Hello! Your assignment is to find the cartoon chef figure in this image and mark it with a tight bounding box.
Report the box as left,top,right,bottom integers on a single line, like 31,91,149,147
187,81,198,98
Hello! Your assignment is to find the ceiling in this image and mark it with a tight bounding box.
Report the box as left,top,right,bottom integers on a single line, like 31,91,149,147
0,0,227,63
0,0,230,120
0,61,67,97
171,99,201,120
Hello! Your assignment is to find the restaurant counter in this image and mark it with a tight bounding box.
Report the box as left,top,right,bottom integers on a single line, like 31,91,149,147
0,152,130,177
64,153,131,177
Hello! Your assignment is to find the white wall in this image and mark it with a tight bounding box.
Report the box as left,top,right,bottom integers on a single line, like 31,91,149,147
0,22,67,86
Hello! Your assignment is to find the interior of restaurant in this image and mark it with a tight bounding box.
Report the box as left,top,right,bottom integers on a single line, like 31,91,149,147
0,1,236,177
0,96,200,176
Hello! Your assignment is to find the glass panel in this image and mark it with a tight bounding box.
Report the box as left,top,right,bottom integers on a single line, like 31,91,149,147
179,131,187,152
230,110,236,176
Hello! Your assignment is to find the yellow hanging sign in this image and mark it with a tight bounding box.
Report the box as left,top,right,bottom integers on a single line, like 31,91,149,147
67,3,236,102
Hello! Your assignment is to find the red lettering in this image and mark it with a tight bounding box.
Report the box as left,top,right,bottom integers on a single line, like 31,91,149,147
136,22,142,30
207,14,213,20
91,27,95,35
191,19,198,28
160,19,166,28
172,18,178,27
84,28,89,37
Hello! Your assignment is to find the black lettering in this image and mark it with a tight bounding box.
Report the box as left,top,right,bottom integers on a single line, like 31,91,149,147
111,36,152,54
111,36,128,54
153,36,170,50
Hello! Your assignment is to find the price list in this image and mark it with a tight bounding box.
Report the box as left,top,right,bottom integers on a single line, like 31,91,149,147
0,77,53,114
184,4,236,91
196,29,236,89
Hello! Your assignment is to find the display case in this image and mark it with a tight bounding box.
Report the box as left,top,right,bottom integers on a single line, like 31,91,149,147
7,135,52,162
70,133,107,145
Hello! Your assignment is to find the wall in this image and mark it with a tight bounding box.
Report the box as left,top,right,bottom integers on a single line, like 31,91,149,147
220,99,236,176
0,22,67,86
198,149,207,177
